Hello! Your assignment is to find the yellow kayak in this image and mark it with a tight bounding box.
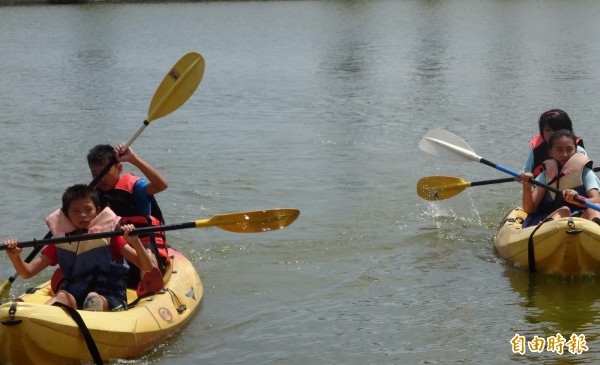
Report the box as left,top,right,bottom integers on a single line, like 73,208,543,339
494,207,600,275
0,248,202,364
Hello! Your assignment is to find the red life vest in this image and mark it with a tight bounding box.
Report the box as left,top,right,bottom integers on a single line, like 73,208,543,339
102,173,170,275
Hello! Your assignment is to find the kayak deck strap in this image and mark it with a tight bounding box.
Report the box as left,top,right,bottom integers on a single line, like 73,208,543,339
53,302,103,365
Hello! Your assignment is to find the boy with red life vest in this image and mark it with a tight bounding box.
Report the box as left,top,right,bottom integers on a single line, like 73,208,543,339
3,184,153,311
524,109,586,176
87,144,169,290
518,130,600,227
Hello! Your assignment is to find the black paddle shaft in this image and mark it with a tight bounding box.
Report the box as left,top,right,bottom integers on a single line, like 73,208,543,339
5,221,197,251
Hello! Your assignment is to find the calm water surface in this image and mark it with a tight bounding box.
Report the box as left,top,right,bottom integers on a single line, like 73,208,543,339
3,0,600,364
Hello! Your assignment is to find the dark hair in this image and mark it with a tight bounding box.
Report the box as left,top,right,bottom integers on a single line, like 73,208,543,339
61,184,101,216
538,109,574,135
548,129,577,149
87,144,114,167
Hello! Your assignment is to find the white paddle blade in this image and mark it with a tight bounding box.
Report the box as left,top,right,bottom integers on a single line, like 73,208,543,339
419,128,482,162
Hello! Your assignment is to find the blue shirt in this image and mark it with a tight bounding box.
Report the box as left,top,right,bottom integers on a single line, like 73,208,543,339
132,179,152,216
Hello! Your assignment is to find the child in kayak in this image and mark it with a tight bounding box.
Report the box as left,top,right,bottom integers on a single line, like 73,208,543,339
524,109,586,176
519,129,600,226
87,143,168,291
3,184,153,311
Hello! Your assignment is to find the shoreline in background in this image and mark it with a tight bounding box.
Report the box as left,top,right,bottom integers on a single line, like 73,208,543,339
2,0,114,4
3,0,96,4
1,0,201,5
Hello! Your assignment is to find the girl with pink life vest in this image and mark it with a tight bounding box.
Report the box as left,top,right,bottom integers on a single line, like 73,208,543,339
518,130,600,227
87,143,169,291
3,184,153,311
524,109,586,176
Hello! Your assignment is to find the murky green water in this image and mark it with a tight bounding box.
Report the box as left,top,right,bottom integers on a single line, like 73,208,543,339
2,0,600,364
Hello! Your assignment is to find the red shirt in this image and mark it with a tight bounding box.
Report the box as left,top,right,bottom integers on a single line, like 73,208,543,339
41,236,127,266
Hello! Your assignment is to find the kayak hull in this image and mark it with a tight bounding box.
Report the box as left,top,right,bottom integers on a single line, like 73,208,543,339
0,248,202,364
494,207,600,275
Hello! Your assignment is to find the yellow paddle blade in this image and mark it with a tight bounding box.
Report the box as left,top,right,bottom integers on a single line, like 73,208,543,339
416,176,470,201
195,209,300,233
147,51,205,122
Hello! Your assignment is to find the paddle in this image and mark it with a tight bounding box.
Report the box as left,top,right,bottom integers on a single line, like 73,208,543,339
418,165,600,201
0,209,300,250
418,128,600,211
0,52,205,295
89,51,205,189
417,176,514,201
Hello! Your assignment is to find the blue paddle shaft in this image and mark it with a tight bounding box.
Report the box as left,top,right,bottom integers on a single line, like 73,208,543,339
479,158,600,212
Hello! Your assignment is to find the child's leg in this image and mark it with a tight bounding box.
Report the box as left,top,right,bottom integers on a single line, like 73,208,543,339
582,208,600,221
547,206,571,220
83,292,108,311
46,289,77,309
